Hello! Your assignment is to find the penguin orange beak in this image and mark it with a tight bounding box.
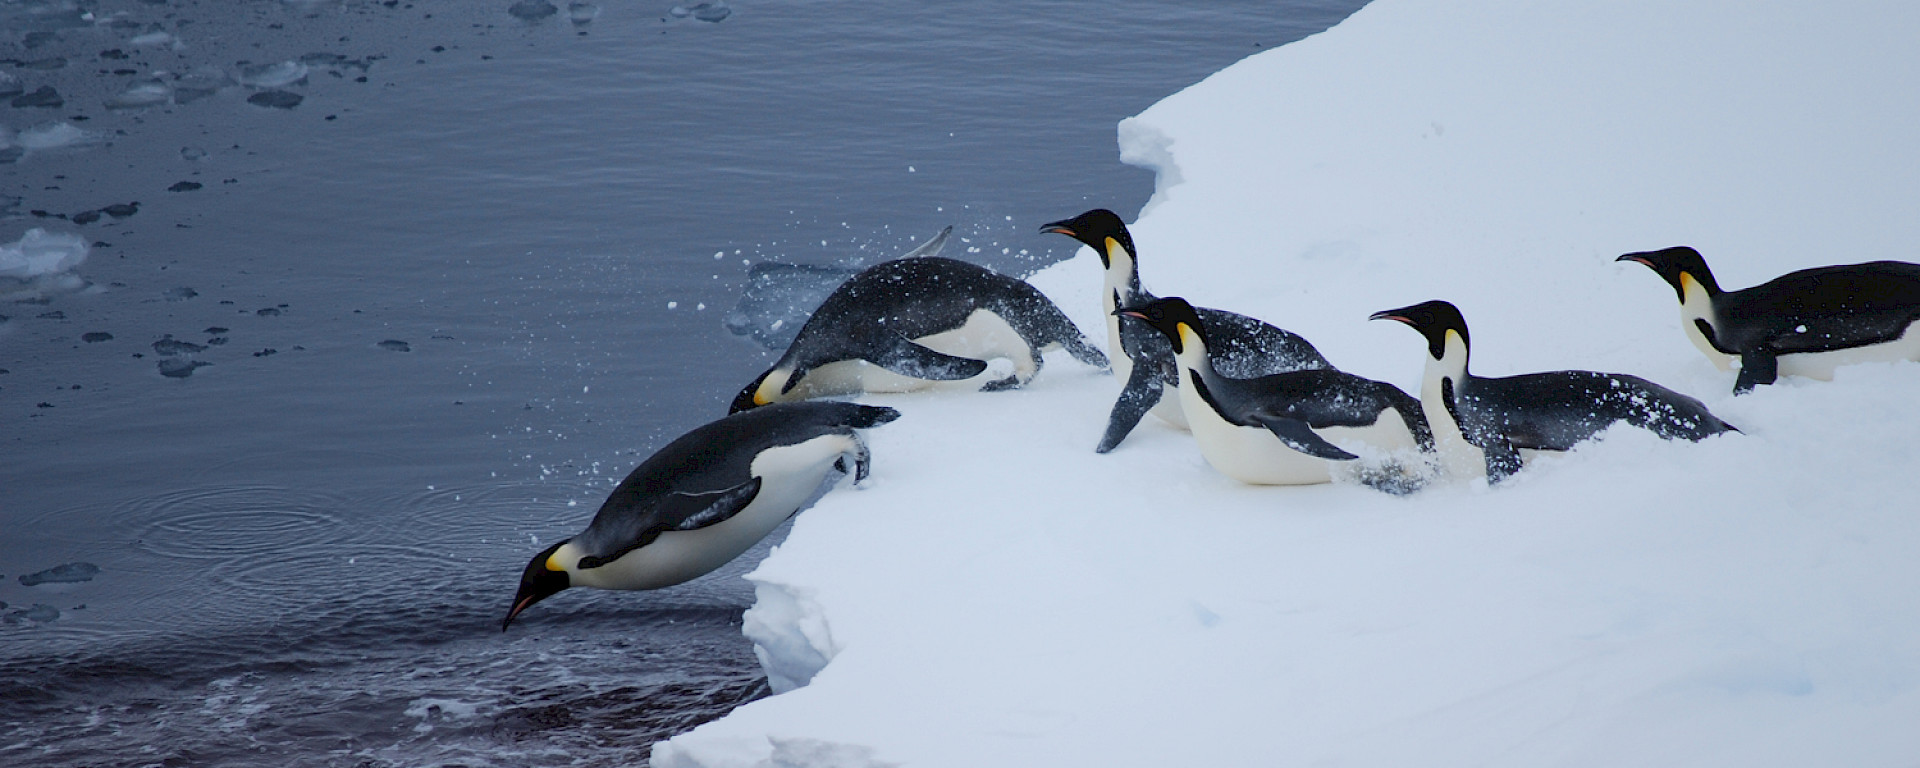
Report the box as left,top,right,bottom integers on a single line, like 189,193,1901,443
1113,308,1148,320
1369,311,1412,325
1617,254,1653,267
1037,219,1077,237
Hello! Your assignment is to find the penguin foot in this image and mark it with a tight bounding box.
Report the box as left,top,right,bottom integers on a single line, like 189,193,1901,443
979,375,1023,392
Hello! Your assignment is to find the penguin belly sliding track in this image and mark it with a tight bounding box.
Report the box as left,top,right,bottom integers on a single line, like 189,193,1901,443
1041,209,1330,452
732,256,1108,412
1117,297,1433,492
503,401,900,630
1372,300,1736,484
1618,246,1920,394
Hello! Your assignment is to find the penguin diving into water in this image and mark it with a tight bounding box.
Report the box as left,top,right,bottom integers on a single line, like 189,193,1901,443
1040,209,1330,453
1371,300,1736,484
731,256,1108,413
503,401,900,630
1617,246,1920,394
1116,297,1433,491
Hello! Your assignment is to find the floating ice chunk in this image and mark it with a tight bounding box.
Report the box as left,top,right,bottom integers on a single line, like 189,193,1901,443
508,0,558,20
17,121,102,151
152,335,206,356
567,2,600,24
692,1,732,22
11,86,63,109
130,31,177,48
0,229,88,280
181,146,209,162
378,339,411,352
105,81,171,110
18,561,99,586
236,60,308,88
171,68,231,104
158,358,209,378
4,604,59,624
82,331,111,342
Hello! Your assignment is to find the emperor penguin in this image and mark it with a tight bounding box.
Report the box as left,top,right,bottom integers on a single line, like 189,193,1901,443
1617,246,1920,393
1370,300,1736,484
1115,297,1433,490
503,401,900,630
731,256,1108,413
1040,209,1330,453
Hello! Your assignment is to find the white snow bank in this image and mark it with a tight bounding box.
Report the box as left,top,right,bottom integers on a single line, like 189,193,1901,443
657,1,1920,765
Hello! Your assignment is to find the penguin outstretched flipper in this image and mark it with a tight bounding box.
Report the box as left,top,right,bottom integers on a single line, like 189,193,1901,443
1097,363,1165,453
576,478,764,569
665,478,766,532
869,331,992,380
1250,414,1362,461
1735,350,1778,394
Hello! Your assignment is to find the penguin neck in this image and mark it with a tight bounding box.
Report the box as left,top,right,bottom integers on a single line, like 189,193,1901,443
1101,239,1147,365
1171,325,1222,393
549,540,587,579
1677,271,1734,370
1418,330,1483,479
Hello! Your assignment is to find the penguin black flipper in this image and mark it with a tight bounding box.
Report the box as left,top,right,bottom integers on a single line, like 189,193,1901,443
1734,351,1778,394
575,478,764,569
868,330,992,381
1248,414,1362,461
1096,361,1165,453
666,477,766,532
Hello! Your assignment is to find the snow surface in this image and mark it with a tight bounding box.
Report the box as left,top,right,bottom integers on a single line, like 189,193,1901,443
656,1,1920,765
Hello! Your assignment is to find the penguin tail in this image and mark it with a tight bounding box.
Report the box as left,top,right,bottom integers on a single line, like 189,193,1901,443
842,404,903,429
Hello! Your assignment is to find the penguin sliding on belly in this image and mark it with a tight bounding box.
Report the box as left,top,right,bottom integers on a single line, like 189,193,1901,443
1371,300,1736,484
731,256,1107,413
1617,246,1920,394
1040,209,1331,453
1116,297,1432,490
503,401,899,630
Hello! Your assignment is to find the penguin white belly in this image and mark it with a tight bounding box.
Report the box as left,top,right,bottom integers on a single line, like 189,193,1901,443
1775,319,1920,381
1177,378,1330,485
1419,379,1488,482
574,434,858,591
796,310,1034,395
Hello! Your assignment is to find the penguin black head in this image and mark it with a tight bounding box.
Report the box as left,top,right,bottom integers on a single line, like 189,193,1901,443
1617,246,1722,302
1370,300,1469,361
1114,296,1207,354
730,367,801,414
504,540,572,632
1039,209,1136,270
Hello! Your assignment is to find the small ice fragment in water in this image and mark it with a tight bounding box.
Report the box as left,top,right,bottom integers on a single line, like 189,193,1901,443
5,604,61,624
168,181,202,192
378,339,411,352
158,358,209,378
182,146,210,162
692,2,731,21
19,562,100,586
82,331,111,342
130,31,175,48
509,0,558,20
667,301,678,309
248,90,303,109
204,326,228,334
253,348,278,357
236,60,309,88
256,307,281,316
102,202,139,219
105,81,171,110
568,2,600,24
163,286,197,301
19,122,102,151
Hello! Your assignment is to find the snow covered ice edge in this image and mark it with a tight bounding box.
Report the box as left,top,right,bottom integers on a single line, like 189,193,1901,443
659,0,1920,765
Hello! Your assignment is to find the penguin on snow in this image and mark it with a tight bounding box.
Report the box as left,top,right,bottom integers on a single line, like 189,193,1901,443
1116,297,1433,490
1617,246,1920,394
731,256,1107,413
1040,209,1331,453
504,401,899,630
1371,300,1736,484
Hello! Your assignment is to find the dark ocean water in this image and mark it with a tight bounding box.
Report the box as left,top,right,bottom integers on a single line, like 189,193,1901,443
0,1,1364,765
